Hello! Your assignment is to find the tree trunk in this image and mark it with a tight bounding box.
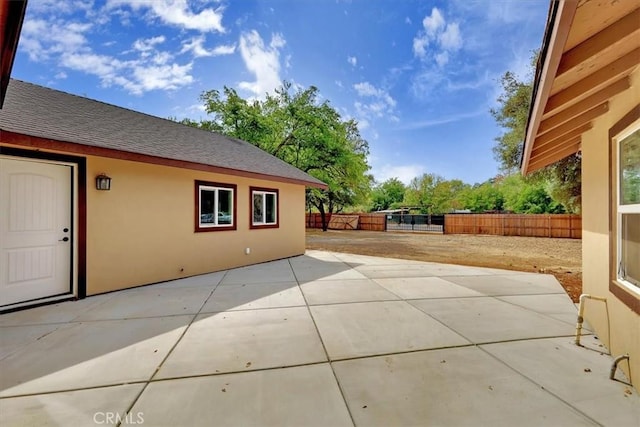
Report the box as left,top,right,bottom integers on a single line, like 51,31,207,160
318,203,328,232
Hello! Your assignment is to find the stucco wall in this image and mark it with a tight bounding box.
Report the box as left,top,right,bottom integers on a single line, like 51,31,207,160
85,155,306,294
581,67,640,386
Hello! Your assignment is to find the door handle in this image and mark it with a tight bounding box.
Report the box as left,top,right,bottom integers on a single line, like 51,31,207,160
59,237,69,242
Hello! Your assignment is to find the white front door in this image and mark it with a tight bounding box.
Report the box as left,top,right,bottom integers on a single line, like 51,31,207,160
0,157,73,308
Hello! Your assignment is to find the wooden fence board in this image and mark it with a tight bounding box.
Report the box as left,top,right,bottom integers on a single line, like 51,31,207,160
328,215,359,230
444,214,581,239
306,213,580,238
306,213,386,231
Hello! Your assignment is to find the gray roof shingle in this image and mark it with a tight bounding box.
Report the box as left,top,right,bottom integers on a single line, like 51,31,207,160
0,79,326,188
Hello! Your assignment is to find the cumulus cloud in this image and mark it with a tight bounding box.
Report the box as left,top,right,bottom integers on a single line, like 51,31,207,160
181,36,236,58
412,7,462,67
347,56,357,67
18,1,237,95
352,81,397,132
423,8,444,37
238,30,286,97
107,0,225,33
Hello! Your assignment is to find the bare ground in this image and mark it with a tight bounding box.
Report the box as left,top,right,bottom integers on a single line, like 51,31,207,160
306,229,583,302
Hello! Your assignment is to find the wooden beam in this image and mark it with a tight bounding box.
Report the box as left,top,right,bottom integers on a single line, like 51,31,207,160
545,47,640,115
531,123,592,156
535,103,607,146
527,142,581,173
521,0,579,175
531,135,581,160
557,8,640,76
539,76,629,130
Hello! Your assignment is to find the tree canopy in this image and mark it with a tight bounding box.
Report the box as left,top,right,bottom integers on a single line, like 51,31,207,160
182,82,372,230
491,52,581,213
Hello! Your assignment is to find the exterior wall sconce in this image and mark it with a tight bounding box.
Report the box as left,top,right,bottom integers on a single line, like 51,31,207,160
95,173,111,190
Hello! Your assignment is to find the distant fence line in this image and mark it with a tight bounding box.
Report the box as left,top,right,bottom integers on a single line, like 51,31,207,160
306,213,386,231
306,213,582,239
444,214,581,238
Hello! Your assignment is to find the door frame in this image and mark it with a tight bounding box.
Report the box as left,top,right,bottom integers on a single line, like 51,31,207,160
0,146,86,312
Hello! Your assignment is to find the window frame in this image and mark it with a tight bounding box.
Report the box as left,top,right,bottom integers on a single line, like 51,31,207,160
608,105,640,315
194,180,237,232
614,119,640,292
250,186,279,229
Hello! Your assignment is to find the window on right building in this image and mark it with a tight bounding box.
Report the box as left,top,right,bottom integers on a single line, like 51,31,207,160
616,121,640,291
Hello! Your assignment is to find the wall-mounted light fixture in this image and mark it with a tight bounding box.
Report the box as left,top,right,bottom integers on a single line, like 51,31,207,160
95,173,111,190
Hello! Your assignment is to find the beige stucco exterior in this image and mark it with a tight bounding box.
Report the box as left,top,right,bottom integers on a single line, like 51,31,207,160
0,142,307,297
580,66,640,386
86,155,306,295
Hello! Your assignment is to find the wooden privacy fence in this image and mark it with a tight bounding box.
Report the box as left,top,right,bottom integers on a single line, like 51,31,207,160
306,213,386,231
444,214,581,238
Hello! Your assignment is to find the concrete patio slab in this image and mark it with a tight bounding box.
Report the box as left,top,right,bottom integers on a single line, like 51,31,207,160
373,276,484,299
0,384,145,427
410,297,576,343
131,364,352,426
73,286,213,321
151,271,225,289
0,316,190,397
300,278,400,305
221,259,296,285
156,307,326,379
2,250,638,426
445,273,566,296
482,336,640,426
333,346,598,426
0,323,62,360
497,293,586,326
310,301,469,360
200,281,304,312
0,293,115,327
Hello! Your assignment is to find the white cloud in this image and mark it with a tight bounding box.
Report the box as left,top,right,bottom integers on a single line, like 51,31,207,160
398,109,485,130
20,1,229,95
412,36,428,59
353,82,378,97
372,164,426,185
335,80,343,88
107,0,225,33
435,52,449,67
423,8,444,37
439,23,462,50
238,30,286,97
181,36,236,58
347,56,357,67
412,7,462,67
132,36,166,58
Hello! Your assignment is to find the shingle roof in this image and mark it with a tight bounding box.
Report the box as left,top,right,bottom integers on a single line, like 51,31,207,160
0,79,326,188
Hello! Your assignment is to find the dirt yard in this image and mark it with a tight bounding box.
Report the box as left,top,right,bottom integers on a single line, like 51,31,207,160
306,229,583,302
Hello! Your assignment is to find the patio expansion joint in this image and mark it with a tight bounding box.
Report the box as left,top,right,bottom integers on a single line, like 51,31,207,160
113,269,231,426
476,343,605,426
287,258,357,427
0,381,150,400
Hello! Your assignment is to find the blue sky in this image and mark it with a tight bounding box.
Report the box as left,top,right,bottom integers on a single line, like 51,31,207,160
14,0,549,185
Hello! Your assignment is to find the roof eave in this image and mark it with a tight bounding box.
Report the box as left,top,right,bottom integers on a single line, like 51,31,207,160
0,130,329,190
0,0,27,108
521,0,579,175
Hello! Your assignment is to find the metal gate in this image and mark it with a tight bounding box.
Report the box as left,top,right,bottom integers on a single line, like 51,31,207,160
385,214,444,233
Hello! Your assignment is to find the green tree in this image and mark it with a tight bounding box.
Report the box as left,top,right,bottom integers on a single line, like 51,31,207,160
460,182,504,212
403,173,444,213
370,178,406,211
491,52,581,212
188,82,372,231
